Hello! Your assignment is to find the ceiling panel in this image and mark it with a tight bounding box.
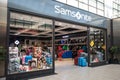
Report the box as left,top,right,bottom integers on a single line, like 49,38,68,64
10,12,87,37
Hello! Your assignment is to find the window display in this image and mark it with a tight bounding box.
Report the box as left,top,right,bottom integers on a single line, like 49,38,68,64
8,12,53,74
8,41,52,74
89,28,106,63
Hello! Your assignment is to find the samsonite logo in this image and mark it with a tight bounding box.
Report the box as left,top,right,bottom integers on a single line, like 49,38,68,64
54,5,92,22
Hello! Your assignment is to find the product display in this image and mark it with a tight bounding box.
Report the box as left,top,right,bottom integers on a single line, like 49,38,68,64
8,39,53,74
89,29,106,63
55,33,88,65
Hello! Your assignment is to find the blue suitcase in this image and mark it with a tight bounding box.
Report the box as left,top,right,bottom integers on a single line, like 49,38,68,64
81,58,87,67
46,57,52,64
78,57,87,67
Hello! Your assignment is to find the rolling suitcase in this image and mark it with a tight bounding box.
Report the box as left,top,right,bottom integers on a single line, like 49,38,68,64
81,58,87,67
74,57,78,65
78,57,87,67
46,57,52,65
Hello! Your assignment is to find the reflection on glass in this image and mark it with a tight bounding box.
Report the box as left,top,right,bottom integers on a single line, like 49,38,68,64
89,28,106,63
8,12,53,74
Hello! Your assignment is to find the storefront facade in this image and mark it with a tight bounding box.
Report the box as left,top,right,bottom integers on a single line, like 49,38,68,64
0,0,110,80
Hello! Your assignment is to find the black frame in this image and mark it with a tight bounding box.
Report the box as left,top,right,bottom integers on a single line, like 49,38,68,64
5,7,108,79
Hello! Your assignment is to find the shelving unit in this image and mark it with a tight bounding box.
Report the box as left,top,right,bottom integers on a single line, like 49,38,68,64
89,29,106,63
55,43,86,45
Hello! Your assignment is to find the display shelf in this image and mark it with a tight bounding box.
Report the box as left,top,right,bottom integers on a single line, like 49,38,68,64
55,36,87,41
55,43,86,45
9,52,18,54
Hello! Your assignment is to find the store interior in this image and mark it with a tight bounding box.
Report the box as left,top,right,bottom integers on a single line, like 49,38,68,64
8,12,106,74
54,21,106,67
54,21,88,66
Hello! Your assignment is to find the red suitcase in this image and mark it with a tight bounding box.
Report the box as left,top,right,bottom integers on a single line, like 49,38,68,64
74,57,78,65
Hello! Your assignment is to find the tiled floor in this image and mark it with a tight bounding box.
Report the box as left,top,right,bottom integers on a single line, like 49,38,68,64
29,59,120,80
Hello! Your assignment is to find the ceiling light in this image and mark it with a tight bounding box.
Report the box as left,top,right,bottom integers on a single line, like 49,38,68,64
58,22,62,25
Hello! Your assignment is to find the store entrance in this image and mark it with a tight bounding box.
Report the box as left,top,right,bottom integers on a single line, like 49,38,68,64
55,21,88,68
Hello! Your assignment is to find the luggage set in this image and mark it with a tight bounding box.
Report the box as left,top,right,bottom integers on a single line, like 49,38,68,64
74,57,87,67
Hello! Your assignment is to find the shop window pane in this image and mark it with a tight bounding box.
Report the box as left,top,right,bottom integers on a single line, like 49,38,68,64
8,12,53,74
89,28,106,64
89,0,96,7
89,6,96,13
67,0,78,7
97,2,104,10
56,0,66,3
97,9,104,16
79,2,88,11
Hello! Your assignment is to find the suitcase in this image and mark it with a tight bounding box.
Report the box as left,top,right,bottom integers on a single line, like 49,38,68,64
78,57,87,67
81,58,87,67
25,55,32,64
74,57,78,65
46,57,52,64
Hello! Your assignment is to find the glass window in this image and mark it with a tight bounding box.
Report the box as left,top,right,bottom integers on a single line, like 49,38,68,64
89,0,96,7
79,2,88,11
97,9,104,16
89,6,96,13
67,0,78,7
8,12,53,74
98,0,104,3
113,9,119,15
89,28,106,64
97,2,104,10
113,3,118,9
119,10,120,14
114,0,119,3
56,0,66,3
79,0,88,4
118,5,120,10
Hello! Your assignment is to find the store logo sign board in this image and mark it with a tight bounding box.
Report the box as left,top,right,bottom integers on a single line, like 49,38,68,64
54,5,92,22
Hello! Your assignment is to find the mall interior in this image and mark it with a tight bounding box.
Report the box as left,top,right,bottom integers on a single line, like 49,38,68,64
0,0,120,80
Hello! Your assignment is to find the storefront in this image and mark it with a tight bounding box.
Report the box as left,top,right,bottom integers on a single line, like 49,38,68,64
0,0,110,80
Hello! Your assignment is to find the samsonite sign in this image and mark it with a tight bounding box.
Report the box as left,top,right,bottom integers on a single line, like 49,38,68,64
54,5,92,22
8,0,109,28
